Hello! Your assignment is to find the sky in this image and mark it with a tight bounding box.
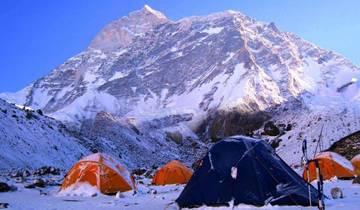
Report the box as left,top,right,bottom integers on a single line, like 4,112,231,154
0,0,359,92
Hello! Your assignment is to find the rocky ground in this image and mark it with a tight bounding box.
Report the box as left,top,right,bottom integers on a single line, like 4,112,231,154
329,131,360,160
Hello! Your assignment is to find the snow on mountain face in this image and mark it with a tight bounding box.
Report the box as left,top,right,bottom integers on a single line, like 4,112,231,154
1,6,360,165
0,99,90,171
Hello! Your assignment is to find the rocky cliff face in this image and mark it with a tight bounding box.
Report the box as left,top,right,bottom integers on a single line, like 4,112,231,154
329,131,360,160
78,111,206,169
1,5,360,166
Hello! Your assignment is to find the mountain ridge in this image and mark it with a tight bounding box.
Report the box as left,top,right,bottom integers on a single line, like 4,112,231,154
1,5,359,166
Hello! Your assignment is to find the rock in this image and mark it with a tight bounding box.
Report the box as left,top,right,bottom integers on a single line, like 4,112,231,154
132,168,147,176
46,179,62,186
22,170,31,177
33,166,60,176
10,171,22,178
263,121,280,136
353,176,360,184
285,124,292,131
269,138,282,149
144,170,153,179
328,131,360,160
24,184,35,189
115,191,124,199
39,190,48,196
165,131,183,145
192,158,203,170
25,179,46,188
0,203,9,209
14,177,24,183
150,189,157,195
0,183,11,192
330,187,343,199
191,141,198,148
33,179,46,188
199,110,269,142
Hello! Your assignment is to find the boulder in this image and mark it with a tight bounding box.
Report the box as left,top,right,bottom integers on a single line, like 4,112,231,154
33,179,46,188
0,203,9,209
330,187,343,199
263,121,280,136
25,179,46,188
0,183,11,192
22,170,31,177
165,131,183,145
9,171,22,178
353,176,360,184
132,168,147,176
33,166,60,176
144,170,154,179
269,138,282,149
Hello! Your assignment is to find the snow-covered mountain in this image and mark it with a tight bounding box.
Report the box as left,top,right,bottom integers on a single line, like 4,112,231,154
1,5,360,166
0,98,203,171
0,99,90,170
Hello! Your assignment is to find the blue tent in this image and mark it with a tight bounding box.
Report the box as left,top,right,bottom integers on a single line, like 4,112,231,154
176,136,319,208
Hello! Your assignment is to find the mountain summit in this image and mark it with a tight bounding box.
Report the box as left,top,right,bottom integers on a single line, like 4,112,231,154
1,5,360,165
90,5,168,50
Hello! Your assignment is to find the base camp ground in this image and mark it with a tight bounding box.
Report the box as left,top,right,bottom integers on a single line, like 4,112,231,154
46,136,360,209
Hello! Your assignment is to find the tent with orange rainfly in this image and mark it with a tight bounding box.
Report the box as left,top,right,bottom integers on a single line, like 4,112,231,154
351,154,360,175
60,153,135,194
152,160,193,185
303,151,355,182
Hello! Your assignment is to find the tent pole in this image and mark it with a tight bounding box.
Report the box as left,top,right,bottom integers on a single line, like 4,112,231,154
307,165,312,206
315,160,325,210
302,139,312,206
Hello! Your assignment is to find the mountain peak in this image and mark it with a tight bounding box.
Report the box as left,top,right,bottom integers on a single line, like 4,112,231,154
89,5,168,51
131,4,167,20
141,5,167,19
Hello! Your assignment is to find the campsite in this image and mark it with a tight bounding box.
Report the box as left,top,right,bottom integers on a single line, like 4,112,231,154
1,136,360,209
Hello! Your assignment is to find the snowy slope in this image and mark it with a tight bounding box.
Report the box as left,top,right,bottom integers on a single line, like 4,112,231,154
0,99,90,170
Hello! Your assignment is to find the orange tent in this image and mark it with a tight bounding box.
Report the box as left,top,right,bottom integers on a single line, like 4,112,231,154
351,154,360,175
60,153,135,194
303,152,355,182
152,160,193,185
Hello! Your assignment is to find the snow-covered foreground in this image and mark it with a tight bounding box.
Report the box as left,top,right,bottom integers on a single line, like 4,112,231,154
0,179,359,210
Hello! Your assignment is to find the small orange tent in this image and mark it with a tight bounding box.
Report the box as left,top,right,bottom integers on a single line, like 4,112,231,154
351,154,360,175
60,153,135,194
152,160,193,185
303,152,355,182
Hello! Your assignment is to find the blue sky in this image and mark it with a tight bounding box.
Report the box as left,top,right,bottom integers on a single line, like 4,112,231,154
0,0,359,92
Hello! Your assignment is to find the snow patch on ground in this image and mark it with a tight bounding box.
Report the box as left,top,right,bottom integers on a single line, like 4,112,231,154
58,182,100,197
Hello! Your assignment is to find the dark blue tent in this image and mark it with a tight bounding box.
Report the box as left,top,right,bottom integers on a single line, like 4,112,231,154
176,136,319,208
